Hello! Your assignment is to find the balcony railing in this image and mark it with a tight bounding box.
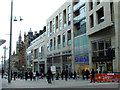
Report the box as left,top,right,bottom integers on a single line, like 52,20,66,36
73,0,85,12
74,28,86,37
73,13,86,24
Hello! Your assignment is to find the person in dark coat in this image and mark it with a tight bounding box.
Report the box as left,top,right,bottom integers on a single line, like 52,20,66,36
61,70,64,80
36,71,39,80
65,70,68,81
90,69,95,83
14,72,17,80
29,71,33,81
74,71,77,79
85,69,90,80
2,68,4,79
46,68,52,84
25,70,28,81
82,69,85,80
56,70,59,80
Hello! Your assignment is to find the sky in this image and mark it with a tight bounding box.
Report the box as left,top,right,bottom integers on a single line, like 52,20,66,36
0,0,67,64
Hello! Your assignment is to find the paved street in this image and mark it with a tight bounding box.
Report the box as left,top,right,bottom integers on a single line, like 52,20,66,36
1,75,119,89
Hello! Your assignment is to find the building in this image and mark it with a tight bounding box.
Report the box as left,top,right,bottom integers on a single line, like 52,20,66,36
72,0,89,74
46,1,74,73
26,27,47,73
86,0,120,73
16,31,26,71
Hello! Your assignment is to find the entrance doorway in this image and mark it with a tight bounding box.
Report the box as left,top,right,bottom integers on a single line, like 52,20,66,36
98,64,105,73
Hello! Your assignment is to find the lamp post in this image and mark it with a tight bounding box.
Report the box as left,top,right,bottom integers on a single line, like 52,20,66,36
1,56,4,78
8,0,13,83
8,0,23,83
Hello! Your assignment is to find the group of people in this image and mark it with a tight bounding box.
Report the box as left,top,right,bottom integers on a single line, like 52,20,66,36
11,70,44,81
81,69,90,80
81,69,95,83
46,68,78,84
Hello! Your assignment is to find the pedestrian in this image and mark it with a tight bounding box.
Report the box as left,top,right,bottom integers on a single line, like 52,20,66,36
82,69,85,80
33,72,36,80
73,71,77,79
90,69,95,83
14,72,17,80
56,70,59,80
46,68,52,84
25,70,28,81
61,70,64,80
20,72,23,79
29,70,33,81
36,71,39,80
2,68,4,79
85,69,90,80
65,70,68,81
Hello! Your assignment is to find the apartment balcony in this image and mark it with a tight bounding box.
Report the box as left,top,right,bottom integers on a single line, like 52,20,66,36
73,13,86,24
73,1,85,12
74,28,86,37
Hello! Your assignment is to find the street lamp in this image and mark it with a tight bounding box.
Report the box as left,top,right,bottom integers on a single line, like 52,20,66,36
3,46,8,73
8,0,23,83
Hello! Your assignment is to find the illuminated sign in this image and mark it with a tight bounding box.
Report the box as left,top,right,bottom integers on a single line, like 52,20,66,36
75,56,89,62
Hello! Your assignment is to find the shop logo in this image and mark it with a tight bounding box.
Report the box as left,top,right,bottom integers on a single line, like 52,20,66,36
75,56,89,62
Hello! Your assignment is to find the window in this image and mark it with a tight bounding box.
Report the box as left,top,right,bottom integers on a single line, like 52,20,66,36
47,40,50,51
54,37,56,50
50,21,52,34
89,0,93,11
47,23,50,37
63,9,67,28
57,35,61,49
53,18,55,34
67,30,71,46
68,5,71,26
97,7,104,24
97,0,100,5
56,16,58,32
50,39,52,51
110,2,114,22
34,49,38,59
92,39,111,58
62,33,65,47
59,13,62,30
90,14,94,28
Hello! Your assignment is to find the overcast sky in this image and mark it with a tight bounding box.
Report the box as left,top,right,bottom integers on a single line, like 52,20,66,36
0,0,67,64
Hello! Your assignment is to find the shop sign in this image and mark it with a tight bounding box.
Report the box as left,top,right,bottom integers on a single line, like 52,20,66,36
75,56,89,62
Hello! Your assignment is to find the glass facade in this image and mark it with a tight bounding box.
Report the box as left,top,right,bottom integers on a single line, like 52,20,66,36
74,35,89,62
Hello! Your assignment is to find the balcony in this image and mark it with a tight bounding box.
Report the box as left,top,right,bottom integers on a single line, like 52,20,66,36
73,1,85,12
74,26,86,37
73,13,86,24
